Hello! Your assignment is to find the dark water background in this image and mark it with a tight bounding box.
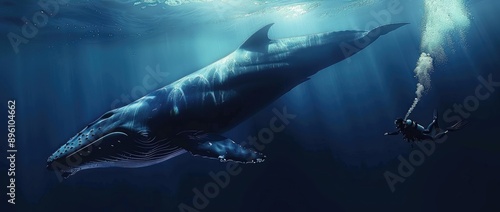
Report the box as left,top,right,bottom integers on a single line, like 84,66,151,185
1,0,499,211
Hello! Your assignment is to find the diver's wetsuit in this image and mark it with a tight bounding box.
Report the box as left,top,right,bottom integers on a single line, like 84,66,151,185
385,111,466,143
385,115,440,142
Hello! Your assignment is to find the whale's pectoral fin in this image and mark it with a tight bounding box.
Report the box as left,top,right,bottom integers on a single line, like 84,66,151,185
176,132,266,163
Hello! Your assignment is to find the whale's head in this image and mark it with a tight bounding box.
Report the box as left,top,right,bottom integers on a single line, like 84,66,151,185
46,97,178,179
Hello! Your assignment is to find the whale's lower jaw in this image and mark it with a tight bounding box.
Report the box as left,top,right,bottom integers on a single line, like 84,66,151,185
55,149,188,179
97,149,187,169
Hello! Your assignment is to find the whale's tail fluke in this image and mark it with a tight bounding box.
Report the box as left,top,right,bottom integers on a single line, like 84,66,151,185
367,23,409,39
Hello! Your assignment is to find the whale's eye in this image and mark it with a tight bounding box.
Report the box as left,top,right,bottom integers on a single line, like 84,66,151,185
100,112,114,120
86,112,114,128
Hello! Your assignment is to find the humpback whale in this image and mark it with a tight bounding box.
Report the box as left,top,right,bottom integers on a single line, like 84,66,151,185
47,23,407,178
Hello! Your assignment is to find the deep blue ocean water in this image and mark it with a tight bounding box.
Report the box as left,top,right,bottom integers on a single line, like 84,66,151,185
1,0,499,211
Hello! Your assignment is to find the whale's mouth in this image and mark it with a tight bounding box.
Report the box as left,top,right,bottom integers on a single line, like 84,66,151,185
66,131,129,159
47,131,130,173
47,128,183,179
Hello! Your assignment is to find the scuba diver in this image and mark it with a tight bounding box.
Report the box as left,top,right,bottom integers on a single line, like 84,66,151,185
384,111,467,143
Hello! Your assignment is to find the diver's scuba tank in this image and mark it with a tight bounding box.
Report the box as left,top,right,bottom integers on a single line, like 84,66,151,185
406,119,425,131
405,119,416,128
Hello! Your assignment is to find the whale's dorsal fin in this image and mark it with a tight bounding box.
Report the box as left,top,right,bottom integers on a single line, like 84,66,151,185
239,23,274,52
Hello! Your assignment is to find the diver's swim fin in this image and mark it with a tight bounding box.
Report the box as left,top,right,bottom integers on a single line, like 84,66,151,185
175,132,265,163
447,120,469,132
432,110,441,133
434,120,468,139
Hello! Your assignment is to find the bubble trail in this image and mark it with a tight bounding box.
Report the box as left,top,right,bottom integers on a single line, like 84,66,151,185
404,0,470,118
